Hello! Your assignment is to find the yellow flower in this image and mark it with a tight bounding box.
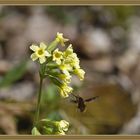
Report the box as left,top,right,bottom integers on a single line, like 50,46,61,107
30,42,51,64
59,64,72,82
58,120,69,132
59,74,71,83
64,44,73,56
53,48,63,65
56,32,69,46
64,52,80,69
59,63,72,73
62,45,79,68
71,53,80,69
74,68,85,80
59,84,73,98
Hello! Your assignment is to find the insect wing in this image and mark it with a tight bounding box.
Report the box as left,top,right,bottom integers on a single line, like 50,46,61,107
84,96,99,102
70,99,78,104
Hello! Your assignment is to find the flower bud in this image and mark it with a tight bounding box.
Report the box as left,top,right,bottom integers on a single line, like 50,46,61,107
57,120,69,132
74,68,85,80
56,32,69,46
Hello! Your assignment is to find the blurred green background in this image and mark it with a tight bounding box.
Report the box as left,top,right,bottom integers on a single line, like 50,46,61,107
0,6,140,135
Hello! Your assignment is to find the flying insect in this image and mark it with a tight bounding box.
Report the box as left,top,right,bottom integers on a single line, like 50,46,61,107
70,93,99,112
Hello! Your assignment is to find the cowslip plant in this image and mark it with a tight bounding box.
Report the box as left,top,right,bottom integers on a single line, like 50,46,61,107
30,32,85,135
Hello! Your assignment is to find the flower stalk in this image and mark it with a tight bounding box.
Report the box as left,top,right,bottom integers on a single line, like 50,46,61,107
34,76,43,127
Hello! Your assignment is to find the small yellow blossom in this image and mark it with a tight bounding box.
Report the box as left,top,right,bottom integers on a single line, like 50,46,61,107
53,48,63,65
59,74,71,83
59,63,72,73
30,42,51,64
74,68,85,80
64,53,80,69
70,53,80,69
59,84,73,98
56,32,69,46
58,120,69,132
64,44,73,56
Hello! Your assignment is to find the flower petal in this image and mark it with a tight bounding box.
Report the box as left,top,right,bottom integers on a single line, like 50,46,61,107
39,57,46,64
56,59,61,65
31,53,38,61
54,48,59,52
63,70,71,77
60,89,69,98
30,45,39,51
45,51,51,57
40,42,47,49
57,32,63,36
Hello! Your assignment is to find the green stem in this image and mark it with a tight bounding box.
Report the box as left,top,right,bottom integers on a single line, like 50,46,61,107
34,76,43,126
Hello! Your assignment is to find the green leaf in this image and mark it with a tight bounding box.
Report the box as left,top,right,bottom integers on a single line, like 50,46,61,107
0,60,27,88
31,127,41,135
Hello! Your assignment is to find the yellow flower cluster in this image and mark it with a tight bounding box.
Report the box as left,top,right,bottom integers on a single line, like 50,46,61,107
52,44,85,98
30,32,85,98
30,33,68,64
53,44,85,80
40,119,69,135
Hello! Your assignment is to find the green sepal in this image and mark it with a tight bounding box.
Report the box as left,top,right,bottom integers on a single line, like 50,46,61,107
31,127,41,135
46,69,60,77
46,62,59,69
43,126,53,134
39,63,47,78
41,119,56,126
40,119,59,134
46,56,53,63
47,40,58,53
49,75,63,87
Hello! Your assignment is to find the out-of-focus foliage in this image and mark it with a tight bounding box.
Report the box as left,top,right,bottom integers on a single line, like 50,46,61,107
46,7,72,24
0,60,27,88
